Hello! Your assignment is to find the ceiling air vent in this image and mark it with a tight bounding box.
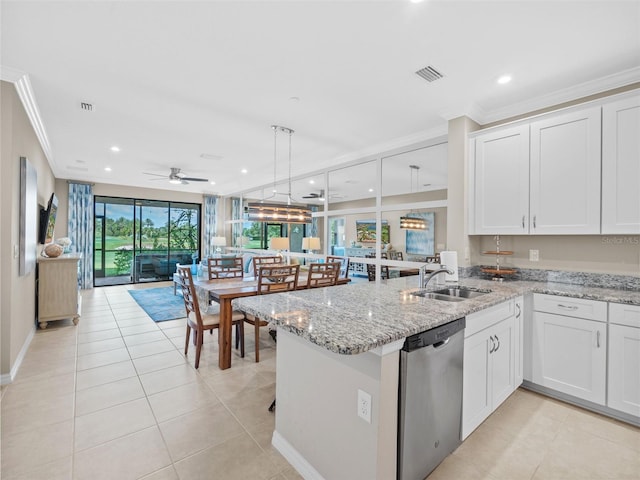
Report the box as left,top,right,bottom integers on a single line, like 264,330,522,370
415,65,444,83
80,102,94,112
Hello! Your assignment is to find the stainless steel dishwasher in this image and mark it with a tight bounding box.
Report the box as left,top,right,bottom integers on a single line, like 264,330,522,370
397,317,466,480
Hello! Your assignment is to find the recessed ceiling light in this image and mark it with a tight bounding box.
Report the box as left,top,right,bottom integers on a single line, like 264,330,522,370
309,180,315,184
104,167,112,172
110,146,120,152
241,168,248,174
410,0,425,3
210,181,216,185
368,188,374,193
497,75,512,85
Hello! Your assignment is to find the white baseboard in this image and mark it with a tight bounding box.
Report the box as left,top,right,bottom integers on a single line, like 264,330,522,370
0,325,35,385
272,430,325,480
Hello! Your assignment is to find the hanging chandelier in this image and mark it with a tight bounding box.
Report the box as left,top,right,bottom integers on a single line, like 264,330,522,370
245,125,312,224
400,165,428,230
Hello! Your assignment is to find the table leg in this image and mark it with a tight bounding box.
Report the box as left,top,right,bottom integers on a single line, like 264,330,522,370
218,298,233,370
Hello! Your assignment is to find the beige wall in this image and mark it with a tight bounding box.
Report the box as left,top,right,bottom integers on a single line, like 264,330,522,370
1,81,56,380
447,116,480,266
473,235,640,276
463,85,640,277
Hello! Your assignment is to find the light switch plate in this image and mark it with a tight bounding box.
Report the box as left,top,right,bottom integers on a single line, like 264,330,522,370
529,249,539,262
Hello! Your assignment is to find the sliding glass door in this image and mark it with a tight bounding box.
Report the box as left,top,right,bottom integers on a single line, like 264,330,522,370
94,196,201,287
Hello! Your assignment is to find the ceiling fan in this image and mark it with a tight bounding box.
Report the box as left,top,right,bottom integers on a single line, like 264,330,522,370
302,189,326,200
143,167,208,185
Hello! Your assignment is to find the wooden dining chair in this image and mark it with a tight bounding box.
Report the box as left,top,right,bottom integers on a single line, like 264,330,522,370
326,255,350,280
365,258,390,282
307,262,341,288
252,255,284,277
244,264,300,362
176,266,245,368
207,256,243,279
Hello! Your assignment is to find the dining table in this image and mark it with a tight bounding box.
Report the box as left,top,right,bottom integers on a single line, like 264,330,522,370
188,272,350,370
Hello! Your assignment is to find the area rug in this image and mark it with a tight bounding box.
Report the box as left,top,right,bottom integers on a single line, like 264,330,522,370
128,287,186,322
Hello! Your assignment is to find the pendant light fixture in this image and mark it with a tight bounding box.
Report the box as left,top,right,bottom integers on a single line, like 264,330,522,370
400,165,428,230
245,125,312,224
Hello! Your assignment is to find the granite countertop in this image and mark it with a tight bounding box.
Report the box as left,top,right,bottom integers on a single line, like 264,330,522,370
234,277,640,356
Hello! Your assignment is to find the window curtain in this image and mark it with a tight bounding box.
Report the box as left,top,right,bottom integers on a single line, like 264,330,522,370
231,197,241,246
203,195,218,258
68,182,94,289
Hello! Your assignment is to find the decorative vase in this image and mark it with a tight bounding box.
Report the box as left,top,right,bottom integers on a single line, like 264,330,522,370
191,258,197,275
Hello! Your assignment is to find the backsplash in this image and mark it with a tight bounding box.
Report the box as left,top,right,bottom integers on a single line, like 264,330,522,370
459,266,640,291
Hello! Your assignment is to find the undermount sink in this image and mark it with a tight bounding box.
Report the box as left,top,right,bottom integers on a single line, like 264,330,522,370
433,287,491,299
410,287,491,302
410,291,466,302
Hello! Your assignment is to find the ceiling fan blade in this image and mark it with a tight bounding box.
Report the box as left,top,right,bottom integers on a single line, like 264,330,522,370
143,172,168,178
179,177,208,182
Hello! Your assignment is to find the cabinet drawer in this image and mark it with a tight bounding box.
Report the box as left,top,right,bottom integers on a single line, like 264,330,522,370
609,303,640,328
465,299,515,338
533,294,606,322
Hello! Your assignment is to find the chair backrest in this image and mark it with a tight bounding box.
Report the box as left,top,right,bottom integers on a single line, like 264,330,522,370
366,263,390,281
307,262,341,288
257,264,300,294
176,266,203,327
252,256,284,276
326,255,349,279
207,256,243,279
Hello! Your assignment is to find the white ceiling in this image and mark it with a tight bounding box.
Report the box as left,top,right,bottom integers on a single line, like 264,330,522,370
2,0,639,199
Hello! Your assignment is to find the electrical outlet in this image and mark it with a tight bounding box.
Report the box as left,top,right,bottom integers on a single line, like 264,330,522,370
529,249,539,262
357,389,371,423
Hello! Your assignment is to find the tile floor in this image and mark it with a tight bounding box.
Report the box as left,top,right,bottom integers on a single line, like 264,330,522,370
1,282,639,479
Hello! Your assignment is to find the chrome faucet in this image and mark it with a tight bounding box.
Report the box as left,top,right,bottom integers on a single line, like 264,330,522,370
419,265,456,289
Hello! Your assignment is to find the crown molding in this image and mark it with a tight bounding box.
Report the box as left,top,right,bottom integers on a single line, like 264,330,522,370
0,65,55,168
459,66,640,126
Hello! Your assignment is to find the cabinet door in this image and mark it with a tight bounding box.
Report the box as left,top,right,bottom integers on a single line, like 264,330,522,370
532,312,606,404
602,95,640,234
491,316,516,409
530,107,601,234
472,125,530,234
608,324,640,417
462,331,491,439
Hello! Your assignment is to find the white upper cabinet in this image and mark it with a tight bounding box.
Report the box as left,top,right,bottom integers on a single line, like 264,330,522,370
471,125,529,234
530,107,602,234
469,91,640,235
602,95,640,234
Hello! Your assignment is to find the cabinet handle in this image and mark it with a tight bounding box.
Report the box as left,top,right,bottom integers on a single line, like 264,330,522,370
533,215,537,229
489,336,495,354
557,304,578,311
522,215,525,229
516,303,521,319
597,330,601,348
495,335,500,352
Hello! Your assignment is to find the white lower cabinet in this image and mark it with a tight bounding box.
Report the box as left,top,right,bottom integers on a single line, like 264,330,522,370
462,299,518,439
608,303,640,417
532,294,607,405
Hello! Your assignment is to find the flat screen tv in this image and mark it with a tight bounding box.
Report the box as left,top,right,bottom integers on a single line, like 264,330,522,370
39,192,58,244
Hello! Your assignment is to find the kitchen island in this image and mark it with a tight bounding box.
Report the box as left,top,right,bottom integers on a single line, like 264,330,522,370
235,277,640,479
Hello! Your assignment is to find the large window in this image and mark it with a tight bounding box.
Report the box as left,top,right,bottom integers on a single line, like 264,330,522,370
94,196,201,286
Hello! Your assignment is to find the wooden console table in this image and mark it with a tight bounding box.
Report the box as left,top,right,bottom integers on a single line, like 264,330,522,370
37,253,82,328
